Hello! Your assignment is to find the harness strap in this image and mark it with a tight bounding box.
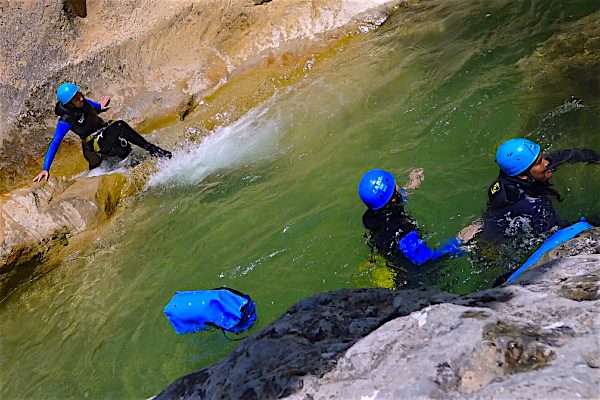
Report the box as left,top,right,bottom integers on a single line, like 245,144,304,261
83,127,107,153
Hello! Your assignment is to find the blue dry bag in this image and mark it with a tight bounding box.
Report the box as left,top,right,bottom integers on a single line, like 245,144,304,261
164,288,256,335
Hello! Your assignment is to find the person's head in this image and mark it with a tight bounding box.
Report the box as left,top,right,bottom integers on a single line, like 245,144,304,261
56,82,83,108
358,169,404,210
495,138,552,183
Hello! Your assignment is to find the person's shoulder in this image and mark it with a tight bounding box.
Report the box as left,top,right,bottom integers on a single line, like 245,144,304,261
487,176,523,208
487,178,505,204
54,102,64,117
362,209,376,228
488,180,502,198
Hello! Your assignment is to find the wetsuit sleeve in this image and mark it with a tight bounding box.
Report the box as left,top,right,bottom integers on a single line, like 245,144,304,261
85,99,107,113
398,187,409,203
398,230,463,266
42,120,71,171
547,149,600,169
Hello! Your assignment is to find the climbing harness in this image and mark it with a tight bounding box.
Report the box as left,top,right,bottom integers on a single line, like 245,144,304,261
84,127,106,153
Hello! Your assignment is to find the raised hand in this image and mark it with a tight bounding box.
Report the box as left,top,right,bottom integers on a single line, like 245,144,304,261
100,96,111,110
405,168,425,190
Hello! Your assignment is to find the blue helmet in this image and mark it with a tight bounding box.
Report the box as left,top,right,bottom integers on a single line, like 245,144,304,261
56,82,79,105
495,138,541,176
358,169,396,210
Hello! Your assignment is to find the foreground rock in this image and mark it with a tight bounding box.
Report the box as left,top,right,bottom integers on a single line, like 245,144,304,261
157,288,461,400
157,230,600,399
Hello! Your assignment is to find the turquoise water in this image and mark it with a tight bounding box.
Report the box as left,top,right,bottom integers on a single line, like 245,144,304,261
3,1,600,398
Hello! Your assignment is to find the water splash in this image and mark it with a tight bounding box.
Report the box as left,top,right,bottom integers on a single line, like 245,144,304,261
148,103,283,187
81,158,131,178
534,97,586,143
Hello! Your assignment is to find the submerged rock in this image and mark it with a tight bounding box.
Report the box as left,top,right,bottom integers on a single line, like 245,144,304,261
517,9,600,133
518,11,600,100
157,230,600,400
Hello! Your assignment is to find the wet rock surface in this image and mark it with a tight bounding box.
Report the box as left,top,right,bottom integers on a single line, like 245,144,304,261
157,230,600,400
0,173,131,297
0,0,398,191
0,0,399,296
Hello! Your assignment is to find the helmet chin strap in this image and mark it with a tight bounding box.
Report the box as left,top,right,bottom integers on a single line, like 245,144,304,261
522,160,552,184
520,153,542,183
523,170,536,183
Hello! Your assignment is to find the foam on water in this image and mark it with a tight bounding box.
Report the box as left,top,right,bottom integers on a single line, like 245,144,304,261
81,159,129,178
148,103,283,187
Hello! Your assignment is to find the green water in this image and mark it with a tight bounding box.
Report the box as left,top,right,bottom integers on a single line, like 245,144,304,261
4,1,600,398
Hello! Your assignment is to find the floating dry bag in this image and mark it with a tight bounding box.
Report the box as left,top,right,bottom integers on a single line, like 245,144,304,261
164,288,256,335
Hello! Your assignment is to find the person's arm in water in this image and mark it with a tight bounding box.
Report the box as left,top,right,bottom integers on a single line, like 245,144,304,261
547,149,600,169
404,168,424,191
398,230,463,266
33,120,71,182
399,215,481,266
395,167,469,265
394,168,425,203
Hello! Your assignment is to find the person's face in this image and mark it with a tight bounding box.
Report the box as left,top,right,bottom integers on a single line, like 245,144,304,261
71,92,85,108
527,153,552,183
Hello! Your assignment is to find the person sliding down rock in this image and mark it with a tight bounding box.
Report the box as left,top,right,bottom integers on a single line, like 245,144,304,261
359,169,475,272
33,82,172,182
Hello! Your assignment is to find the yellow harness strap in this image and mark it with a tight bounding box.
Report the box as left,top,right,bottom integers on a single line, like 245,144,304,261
84,130,104,153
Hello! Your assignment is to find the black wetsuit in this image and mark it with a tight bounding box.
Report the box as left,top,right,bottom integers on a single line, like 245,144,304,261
363,201,418,268
47,100,170,170
482,149,600,242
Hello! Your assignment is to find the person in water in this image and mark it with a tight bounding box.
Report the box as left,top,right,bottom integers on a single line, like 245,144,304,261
359,168,472,270
33,82,172,182
481,137,600,242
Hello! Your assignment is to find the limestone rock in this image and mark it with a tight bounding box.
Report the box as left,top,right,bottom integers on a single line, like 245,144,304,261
0,173,129,291
0,0,400,191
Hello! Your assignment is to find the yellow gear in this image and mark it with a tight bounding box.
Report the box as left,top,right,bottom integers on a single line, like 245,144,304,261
356,254,395,289
84,131,103,153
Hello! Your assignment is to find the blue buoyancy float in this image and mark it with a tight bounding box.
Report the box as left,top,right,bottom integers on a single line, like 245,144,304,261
164,288,256,335
506,220,593,284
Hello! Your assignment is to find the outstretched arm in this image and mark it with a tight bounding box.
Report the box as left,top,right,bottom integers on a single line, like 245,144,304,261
404,168,424,190
394,168,425,204
397,218,483,266
398,230,463,266
33,120,70,182
457,219,483,243
548,149,600,169
85,97,110,113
